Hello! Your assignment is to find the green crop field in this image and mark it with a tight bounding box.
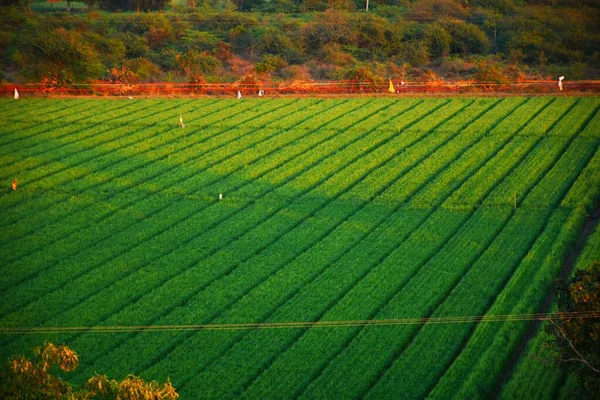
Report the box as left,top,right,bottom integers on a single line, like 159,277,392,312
0,96,599,399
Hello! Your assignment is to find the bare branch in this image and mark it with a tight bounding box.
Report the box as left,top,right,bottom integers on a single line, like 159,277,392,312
548,319,600,375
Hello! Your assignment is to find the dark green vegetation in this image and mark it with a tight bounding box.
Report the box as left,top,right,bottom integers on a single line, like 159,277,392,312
0,96,599,398
501,224,600,400
1,0,599,85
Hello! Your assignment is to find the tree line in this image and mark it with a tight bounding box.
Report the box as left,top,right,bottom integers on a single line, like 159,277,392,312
0,0,598,86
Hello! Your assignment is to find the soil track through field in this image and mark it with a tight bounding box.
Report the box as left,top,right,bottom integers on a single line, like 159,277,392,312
493,202,600,398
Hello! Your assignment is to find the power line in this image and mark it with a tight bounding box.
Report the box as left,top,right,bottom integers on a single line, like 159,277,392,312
1,311,598,334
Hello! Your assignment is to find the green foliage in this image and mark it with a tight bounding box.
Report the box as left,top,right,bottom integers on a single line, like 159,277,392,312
119,14,174,47
548,260,600,398
177,49,221,80
125,57,161,81
180,29,219,52
254,53,287,75
423,22,451,59
439,18,490,56
86,32,126,68
15,27,104,85
319,42,355,66
303,10,354,55
254,25,304,63
1,4,599,83
472,58,507,83
400,39,430,66
115,32,149,58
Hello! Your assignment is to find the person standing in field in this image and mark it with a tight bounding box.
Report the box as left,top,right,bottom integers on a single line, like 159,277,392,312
12,178,17,191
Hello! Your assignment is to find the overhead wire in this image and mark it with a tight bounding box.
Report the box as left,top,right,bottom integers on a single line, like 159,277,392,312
1,311,598,334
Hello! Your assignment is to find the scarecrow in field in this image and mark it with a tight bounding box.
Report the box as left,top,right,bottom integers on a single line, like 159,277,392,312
179,114,185,128
12,178,17,191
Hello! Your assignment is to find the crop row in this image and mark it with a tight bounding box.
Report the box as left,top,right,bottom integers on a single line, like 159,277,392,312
359,99,599,400
211,98,565,399
0,102,394,356
0,98,229,161
561,140,600,211
359,209,550,399
517,97,581,136
81,98,526,391
484,100,596,208
0,99,336,221
1,101,313,221
446,101,581,210
0,99,185,159
481,97,553,137
0,99,299,205
0,99,129,147
546,98,600,137
202,98,593,398
429,135,600,399
0,98,281,212
0,98,72,121
500,328,567,400
0,99,201,198
236,168,521,398
499,221,600,400
0,99,379,311
1,97,597,398
0,98,426,348
61,98,491,382
524,137,599,208
428,207,573,399
0,99,151,172
571,218,600,272
59,97,464,378
410,98,557,209
0,99,327,258
579,103,600,138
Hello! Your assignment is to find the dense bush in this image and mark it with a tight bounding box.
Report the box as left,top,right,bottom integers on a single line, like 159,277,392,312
0,1,597,84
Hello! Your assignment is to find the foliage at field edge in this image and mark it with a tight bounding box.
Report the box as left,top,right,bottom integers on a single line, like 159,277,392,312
0,0,599,86
0,342,178,399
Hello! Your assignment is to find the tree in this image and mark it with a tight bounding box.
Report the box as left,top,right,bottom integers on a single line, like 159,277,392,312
0,342,78,399
438,19,490,56
177,49,222,81
423,22,451,59
15,27,104,86
547,260,600,399
0,342,178,400
303,10,354,56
